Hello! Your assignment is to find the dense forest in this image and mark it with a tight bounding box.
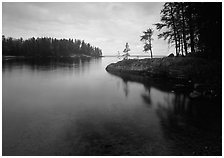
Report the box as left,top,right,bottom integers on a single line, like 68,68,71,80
154,2,221,60
2,36,102,57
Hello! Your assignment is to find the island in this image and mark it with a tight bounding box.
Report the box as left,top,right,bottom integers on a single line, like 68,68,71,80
2,36,103,59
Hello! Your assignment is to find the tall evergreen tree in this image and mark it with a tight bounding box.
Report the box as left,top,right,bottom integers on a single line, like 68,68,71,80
140,28,153,58
155,2,221,60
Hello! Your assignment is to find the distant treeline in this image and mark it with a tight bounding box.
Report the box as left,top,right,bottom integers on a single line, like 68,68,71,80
2,36,102,57
155,2,221,60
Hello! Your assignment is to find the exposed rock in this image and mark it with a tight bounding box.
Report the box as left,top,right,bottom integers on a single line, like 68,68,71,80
168,53,175,57
106,57,221,97
106,57,220,82
189,90,202,99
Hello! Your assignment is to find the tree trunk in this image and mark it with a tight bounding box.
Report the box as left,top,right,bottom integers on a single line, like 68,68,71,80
181,34,184,56
181,3,188,55
188,4,195,54
178,32,181,56
150,49,153,58
170,5,179,56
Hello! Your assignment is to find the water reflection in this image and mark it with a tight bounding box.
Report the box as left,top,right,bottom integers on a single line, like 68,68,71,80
3,57,221,156
121,79,129,98
3,57,101,76
141,86,152,106
109,70,221,130
110,70,222,155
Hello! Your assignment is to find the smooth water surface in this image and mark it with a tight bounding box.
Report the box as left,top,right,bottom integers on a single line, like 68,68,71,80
2,57,221,156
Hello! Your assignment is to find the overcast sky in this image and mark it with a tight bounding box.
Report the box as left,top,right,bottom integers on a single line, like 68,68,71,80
3,2,174,56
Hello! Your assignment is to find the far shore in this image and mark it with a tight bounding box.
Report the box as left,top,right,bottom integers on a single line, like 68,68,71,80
2,54,103,60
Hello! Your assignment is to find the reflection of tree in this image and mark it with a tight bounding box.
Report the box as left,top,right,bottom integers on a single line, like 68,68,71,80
141,85,152,107
2,57,100,76
157,92,222,131
156,94,222,155
156,94,190,129
122,79,129,98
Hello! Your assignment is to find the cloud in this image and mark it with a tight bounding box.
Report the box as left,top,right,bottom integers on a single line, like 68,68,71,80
2,2,174,56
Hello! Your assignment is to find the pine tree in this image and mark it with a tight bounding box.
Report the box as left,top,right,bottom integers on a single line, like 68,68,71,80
140,28,153,58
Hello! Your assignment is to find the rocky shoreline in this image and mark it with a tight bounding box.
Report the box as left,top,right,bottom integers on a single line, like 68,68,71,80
106,57,221,99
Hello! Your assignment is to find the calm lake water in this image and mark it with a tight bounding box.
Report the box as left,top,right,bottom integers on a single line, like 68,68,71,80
2,57,221,156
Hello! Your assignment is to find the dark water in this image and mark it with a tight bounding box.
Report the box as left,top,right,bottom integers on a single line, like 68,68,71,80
2,57,221,156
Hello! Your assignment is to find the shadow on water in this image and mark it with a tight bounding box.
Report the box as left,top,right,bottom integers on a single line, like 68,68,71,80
107,71,222,155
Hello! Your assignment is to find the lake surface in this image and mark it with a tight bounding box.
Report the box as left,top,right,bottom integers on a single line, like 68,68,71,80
2,57,221,156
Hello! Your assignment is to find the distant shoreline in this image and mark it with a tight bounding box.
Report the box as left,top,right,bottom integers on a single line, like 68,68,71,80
2,55,103,61
103,55,166,58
